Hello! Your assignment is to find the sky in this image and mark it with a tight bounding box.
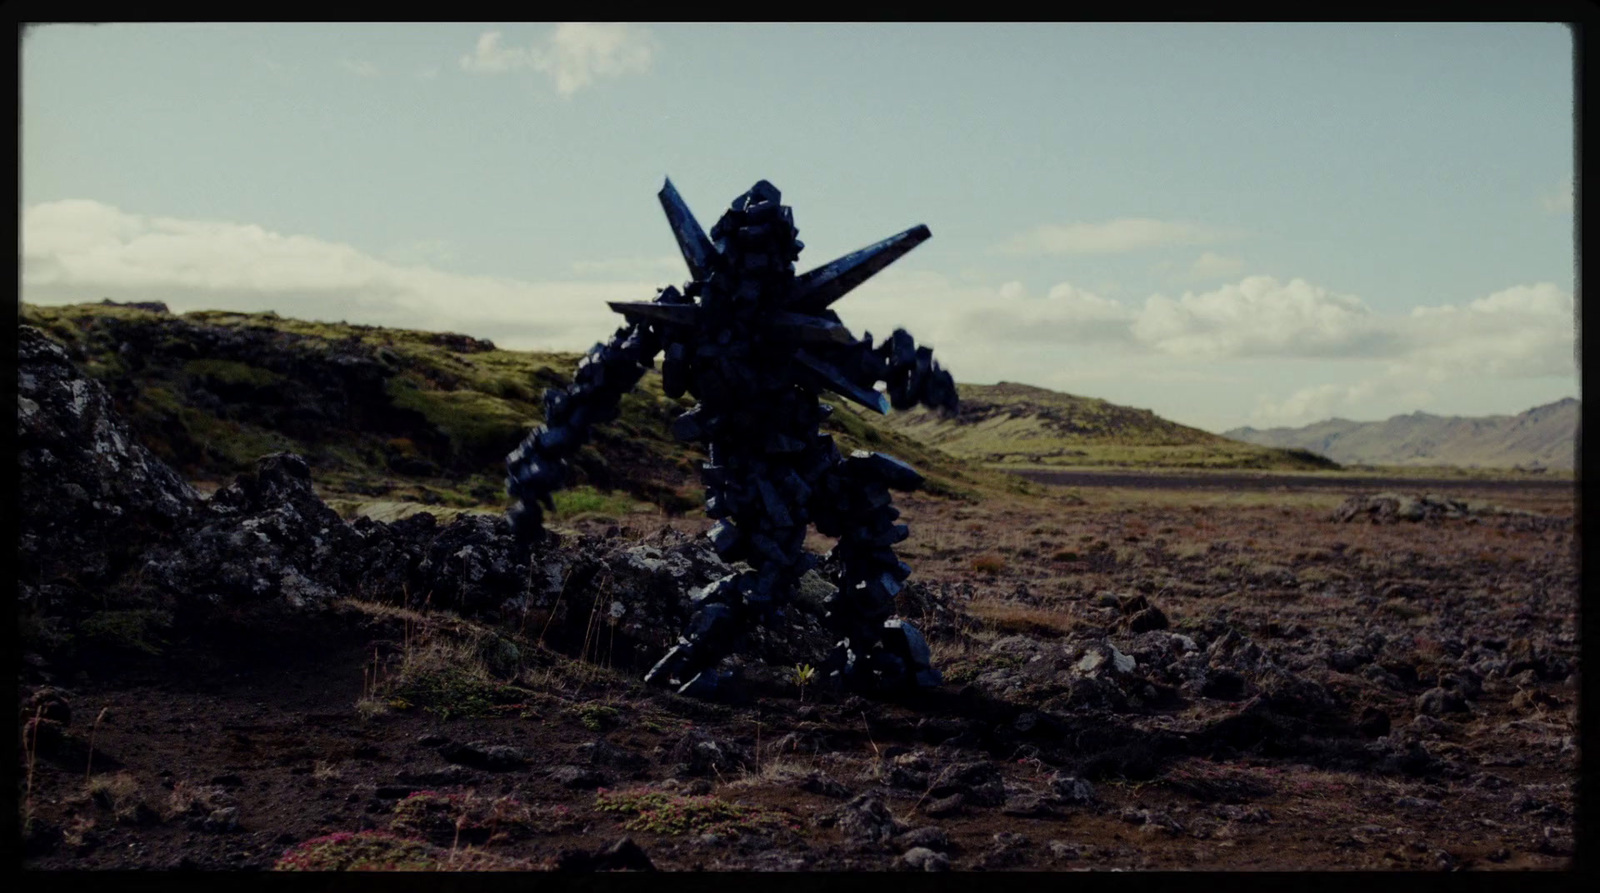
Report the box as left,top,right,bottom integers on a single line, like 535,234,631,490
20,22,1578,433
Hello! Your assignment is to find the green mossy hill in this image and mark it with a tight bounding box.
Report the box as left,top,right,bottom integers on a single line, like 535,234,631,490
876,381,1339,472
19,301,997,515
20,301,699,513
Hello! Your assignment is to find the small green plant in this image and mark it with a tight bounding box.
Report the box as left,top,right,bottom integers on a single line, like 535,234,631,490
573,704,621,732
791,664,817,702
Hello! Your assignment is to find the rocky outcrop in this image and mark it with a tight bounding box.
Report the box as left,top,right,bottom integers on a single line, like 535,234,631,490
1332,492,1565,531
521,529,842,676
17,325,539,652
19,326,202,617
140,453,362,618
16,324,840,671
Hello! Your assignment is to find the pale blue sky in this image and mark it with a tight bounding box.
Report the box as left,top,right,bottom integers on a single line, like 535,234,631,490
21,22,1577,432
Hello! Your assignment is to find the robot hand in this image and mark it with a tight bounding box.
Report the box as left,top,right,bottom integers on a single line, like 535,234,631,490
877,329,958,415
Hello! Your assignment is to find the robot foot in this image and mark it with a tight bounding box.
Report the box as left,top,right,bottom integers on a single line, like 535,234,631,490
675,669,733,699
880,618,942,688
833,620,943,693
644,642,697,689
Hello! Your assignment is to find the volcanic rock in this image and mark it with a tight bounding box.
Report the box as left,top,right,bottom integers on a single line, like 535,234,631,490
18,326,201,609
826,791,906,846
901,847,950,871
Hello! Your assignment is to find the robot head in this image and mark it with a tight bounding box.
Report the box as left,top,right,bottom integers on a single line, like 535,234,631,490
654,176,929,320
707,180,804,304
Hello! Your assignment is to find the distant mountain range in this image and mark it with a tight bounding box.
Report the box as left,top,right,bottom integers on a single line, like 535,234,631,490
1223,398,1579,470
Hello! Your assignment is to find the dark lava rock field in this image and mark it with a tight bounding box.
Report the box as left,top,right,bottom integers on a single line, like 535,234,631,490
17,323,1579,871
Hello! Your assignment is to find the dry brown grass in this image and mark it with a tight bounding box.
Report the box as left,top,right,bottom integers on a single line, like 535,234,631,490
165,780,232,821
22,707,42,836
967,601,1080,638
723,755,825,792
312,760,343,784
89,771,149,824
970,554,1007,575
62,815,97,849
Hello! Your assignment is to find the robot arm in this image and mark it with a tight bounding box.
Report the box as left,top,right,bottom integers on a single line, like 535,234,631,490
876,328,958,414
505,312,664,540
793,325,957,418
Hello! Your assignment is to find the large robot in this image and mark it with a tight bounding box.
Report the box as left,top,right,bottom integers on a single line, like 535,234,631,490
506,179,957,697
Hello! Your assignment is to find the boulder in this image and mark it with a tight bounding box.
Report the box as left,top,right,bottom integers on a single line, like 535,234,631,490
18,326,201,610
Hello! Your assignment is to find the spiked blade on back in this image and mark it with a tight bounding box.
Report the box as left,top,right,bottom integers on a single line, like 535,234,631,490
768,311,858,345
788,224,932,315
608,301,702,327
794,349,891,415
658,178,719,281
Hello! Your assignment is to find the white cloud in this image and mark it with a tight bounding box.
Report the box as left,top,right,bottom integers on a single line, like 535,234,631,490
994,218,1236,256
1132,276,1393,360
21,200,1576,432
1247,283,1576,426
340,58,380,78
570,255,684,279
383,239,457,266
416,66,440,81
963,281,1139,345
1402,283,1577,379
21,200,653,350
1183,251,1245,282
460,31,530,74
1541,176,1573,214
1248,377,1430,428
837,270,1138,355
459,23,656,95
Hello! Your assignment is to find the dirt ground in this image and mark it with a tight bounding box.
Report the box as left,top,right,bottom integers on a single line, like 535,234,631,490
18,473,1578,871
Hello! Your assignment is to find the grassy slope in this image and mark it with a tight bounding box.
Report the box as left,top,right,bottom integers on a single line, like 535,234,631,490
875,381,1339,472
19,302,1018,523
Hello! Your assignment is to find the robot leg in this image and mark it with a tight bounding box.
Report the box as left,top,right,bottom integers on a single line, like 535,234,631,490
879,618,942,688
644,573,746,696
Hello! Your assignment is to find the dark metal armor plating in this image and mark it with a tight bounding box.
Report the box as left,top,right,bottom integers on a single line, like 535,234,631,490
506,179,957,697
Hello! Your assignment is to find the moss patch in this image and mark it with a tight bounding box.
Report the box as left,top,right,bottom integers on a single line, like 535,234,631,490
390,792,581,845
384,375,530,463
551,486,642,522
594,788,800,836
79,609,172,656
182,358,285,389
571,703,622,732
19,300,1018,517
274,831,465,871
